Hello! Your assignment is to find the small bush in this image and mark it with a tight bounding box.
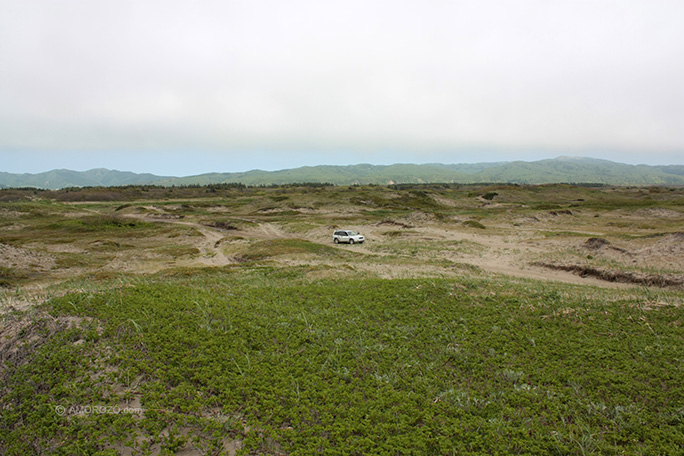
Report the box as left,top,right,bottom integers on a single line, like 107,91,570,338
48,216,152,232
463,220,486,229
0,266,29,287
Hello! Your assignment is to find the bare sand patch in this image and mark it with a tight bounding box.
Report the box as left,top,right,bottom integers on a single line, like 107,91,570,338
0,242,55,270
632,208,683,219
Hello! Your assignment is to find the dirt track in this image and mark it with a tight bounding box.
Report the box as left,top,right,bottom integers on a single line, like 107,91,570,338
2,206,680,315
133,214,643,288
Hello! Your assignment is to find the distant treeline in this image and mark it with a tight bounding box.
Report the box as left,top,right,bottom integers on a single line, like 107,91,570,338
0,182,337,202
0,181,622,203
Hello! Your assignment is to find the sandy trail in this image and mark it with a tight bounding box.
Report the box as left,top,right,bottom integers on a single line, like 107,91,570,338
437,229,632,288
352,222,633,288
122,214,236,267
123,214,655,289
464,254,628,288
188,224,233,266
127,216,290,267
257,223,288,239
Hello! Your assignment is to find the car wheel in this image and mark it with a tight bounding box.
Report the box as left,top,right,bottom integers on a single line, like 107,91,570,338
334,238,339,244
349,239,355,244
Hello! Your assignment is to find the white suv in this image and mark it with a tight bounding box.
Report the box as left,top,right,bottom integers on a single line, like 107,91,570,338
333,230,365,244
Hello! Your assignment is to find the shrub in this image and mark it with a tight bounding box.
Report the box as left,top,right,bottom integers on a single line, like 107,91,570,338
463,220,486,229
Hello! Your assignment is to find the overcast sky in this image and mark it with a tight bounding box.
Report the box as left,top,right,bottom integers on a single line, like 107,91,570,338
1,0,683,175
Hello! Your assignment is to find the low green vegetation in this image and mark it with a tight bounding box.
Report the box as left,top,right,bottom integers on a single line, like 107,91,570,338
46,215,154,232
235,239,348,261
2,268,683,455
463,220,486,229
0,266,30,288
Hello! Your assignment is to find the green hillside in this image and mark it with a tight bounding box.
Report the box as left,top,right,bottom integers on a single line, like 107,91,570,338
2,157,684,189
0,169,169,189
156,158,684,186
475,158,684,185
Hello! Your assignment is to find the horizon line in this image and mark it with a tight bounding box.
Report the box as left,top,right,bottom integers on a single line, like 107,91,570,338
5,155,683,178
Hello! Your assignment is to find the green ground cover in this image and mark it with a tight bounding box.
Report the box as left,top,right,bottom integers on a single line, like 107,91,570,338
2,267,683,455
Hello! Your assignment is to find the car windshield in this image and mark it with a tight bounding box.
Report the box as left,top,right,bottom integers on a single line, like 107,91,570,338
347,231,357,236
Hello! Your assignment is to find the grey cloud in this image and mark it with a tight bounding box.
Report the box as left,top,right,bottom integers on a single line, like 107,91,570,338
1,0,683,163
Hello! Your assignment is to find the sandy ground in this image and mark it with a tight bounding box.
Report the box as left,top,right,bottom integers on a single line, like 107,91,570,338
129,215,646,288
90,209,684,290
0,243,56,270
2,207,682,316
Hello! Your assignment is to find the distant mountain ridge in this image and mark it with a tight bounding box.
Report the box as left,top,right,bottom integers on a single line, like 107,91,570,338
2,157,684,189
0,168,170,190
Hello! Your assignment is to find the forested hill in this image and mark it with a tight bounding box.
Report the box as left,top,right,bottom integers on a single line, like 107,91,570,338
2,157,684,189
